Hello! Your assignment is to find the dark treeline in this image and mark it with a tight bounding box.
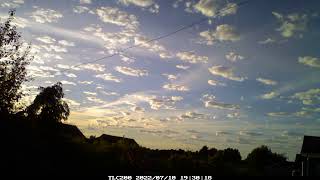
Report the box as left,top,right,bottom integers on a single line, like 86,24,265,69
0,11,292,176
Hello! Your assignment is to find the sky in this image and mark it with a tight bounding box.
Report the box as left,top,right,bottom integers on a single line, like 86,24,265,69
1,0,320,160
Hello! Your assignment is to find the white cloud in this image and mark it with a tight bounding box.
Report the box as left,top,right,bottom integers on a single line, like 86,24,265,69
115,66,148,77
260,91,279,100
78,81,93,84
9,16,29,28
208,79,226,86
194,0,237,17
73,6,91,14
291,88,320,105
96,6,139,31
298,56,320,68
39,44,67,53
86,96,106,104
180,111,205,120
258,38,276,44
0,0,24,8
80,0,91,4
163,84,189,91
134,35,172,59
208,65,245,81
95,73,122,83
162,74,178,81
64,73,77,78
63,98,81,107
202,94,240,110
58,40,75,47
83,24,135,50
119,0,154,7
83,91,97,96
105,93,183,110
27,65,55,78
148,95,183,110
100,90,119,96
36,36,56,44
31,8,63,23
119,0,159,14
272,12,308,38
78,64,106,72
61,80,77,86
171,96,183,101
256,78,278,86
199,24,240,45
131,106,145,113
267,112,291,117
56,64,70,69
148,3,159,14
225,51,244,62
176,65,190,70
176,51,208,64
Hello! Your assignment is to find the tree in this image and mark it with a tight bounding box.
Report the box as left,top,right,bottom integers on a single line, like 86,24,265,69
0,10,32,116
210,148,241,163
27,82,70,123
245,145,287,169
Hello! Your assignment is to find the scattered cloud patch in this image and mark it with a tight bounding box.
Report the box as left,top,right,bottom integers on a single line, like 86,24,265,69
1,0,24,8
202,94,240,110
272,12,308,38
194,0,237,17
78,64,106,72
36,36,56,44
31,8,63,23
291,88,320,105
199,24,240,45
298,56,320,68
73,6,91,14
208,66,245,82
267,112,290,117
61,80,77,86
225,51,244,62
259,38,276,44
176,51,208,64
95,73,122,83
163,84,189,91
176,65,190,70
96,6,139,31
208,79,226,86
180,111,205,120
260,91,279,100
256,78,278,86
162,74,178,81
134,35,172,59
58,40,75,47
115,66,148,77
80,0,91,4
119,0,154,7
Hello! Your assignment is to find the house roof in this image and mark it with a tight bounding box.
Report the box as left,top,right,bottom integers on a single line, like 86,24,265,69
97,134,138,146
301,136,320,154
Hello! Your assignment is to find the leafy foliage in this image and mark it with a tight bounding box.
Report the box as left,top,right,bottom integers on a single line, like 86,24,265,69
0,10,33,115
27,82,70,123
246,145,287,169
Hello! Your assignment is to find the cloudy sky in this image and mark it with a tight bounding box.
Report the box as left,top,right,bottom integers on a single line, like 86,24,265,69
1,0,320,160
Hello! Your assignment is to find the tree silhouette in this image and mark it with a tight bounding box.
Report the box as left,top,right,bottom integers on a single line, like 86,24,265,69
210,148,241,163
246,145,287,169
0,10,33,116
27,82,70,123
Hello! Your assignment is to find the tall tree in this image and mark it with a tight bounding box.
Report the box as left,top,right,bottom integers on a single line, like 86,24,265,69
0,10,33,116
27,82,70,123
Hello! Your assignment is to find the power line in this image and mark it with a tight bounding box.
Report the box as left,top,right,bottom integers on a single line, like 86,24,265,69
60,0,251,73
